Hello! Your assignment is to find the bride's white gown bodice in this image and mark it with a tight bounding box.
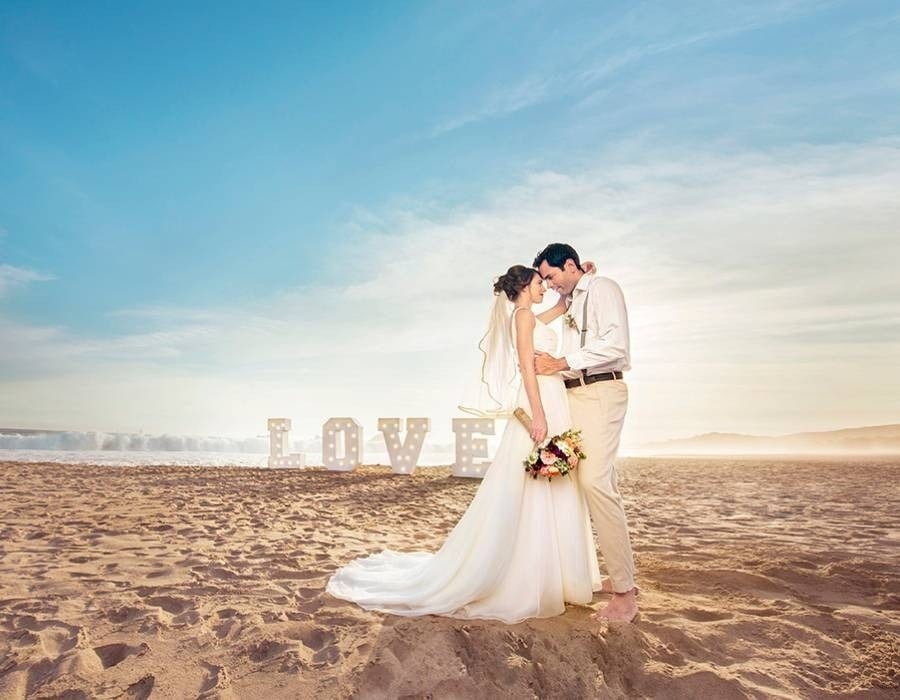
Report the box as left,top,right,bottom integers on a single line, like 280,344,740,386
326,319,601,623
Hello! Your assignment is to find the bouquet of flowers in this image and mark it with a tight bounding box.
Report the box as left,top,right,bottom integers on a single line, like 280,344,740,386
513,408,587,480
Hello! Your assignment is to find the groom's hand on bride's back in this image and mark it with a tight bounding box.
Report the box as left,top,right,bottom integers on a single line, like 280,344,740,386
534,351,567,375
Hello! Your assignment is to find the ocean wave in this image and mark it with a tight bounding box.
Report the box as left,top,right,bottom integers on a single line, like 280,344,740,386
0,430,284,453
0,430,465,466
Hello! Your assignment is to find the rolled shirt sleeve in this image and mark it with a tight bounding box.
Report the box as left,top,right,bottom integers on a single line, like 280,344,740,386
563,276,631,373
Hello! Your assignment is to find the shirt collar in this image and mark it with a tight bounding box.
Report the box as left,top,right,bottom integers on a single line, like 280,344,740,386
572,271,594,295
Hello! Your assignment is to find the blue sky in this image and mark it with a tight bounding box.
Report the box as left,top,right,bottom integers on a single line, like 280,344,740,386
1,1,899,446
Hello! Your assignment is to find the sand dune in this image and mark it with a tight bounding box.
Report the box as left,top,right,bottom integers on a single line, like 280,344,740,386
1,457,898,698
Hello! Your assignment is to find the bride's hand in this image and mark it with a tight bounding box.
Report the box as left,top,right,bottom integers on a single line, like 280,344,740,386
531,412,548,444
582,260,597,273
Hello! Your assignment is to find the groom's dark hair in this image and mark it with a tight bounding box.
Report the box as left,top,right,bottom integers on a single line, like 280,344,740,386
533,243,582,271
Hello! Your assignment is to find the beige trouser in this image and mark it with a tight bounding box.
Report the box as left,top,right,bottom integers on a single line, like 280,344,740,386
567,379,636,592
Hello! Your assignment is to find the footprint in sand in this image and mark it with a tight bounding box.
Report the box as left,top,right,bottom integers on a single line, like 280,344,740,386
293,623,341,665
315,614,359,627
312,645,340,665
296,598,324,614
16,616,80,636
680,607,734,622
68,555,96,564
93,642,150,669
293,624,336,652
737,605,785,617
271,568,324,581
198,662,232,699
145,595,193,616
291,568,328,580
246,638,297,663
210,608,246,640
192,565,242,580
122,674,155,700
34,624,88,658
106,605,150,624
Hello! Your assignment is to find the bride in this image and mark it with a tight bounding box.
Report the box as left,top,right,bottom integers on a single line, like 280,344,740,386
326,265,602,623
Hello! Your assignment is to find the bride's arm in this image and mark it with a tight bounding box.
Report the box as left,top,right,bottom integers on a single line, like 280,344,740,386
514,310,548,443
536,293,567,324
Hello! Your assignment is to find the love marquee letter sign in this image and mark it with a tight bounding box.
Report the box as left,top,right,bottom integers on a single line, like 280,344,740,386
451,417,495,478
268,416,496,478
267,418,306,468
377,417,430,475
322,417,363,471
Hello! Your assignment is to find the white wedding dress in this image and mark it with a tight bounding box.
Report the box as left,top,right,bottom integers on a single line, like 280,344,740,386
326,319,602,623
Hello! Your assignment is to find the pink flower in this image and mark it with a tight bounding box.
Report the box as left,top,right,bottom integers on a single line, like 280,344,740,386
539,466,550,477
540,449,556,465
567,455,579,467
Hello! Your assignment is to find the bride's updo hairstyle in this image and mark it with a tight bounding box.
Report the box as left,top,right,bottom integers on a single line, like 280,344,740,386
493,265,537,301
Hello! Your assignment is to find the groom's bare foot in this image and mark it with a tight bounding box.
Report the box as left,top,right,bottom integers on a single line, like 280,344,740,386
592,589,638,623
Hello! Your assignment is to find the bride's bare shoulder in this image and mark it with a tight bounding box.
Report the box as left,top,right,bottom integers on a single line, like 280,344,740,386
512,307,536,327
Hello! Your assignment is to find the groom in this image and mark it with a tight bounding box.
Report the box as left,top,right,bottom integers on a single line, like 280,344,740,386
533,243,638,623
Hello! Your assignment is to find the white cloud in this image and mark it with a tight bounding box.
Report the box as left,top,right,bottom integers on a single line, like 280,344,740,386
427,0,836,138
1,139,898,446
429,75,552,137
0,264,54,298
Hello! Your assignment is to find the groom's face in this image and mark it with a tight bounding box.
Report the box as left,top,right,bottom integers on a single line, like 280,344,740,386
538,259,578,296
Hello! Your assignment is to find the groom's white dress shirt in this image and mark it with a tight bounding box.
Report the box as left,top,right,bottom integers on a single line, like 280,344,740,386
561,273,631,380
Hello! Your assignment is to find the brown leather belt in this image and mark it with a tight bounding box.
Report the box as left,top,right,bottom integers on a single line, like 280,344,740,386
564,371,624,389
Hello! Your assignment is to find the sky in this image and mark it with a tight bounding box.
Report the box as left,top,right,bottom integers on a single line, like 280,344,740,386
1,0,899,449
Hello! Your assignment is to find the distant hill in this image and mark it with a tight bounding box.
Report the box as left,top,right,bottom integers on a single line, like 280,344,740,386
642,424,900,455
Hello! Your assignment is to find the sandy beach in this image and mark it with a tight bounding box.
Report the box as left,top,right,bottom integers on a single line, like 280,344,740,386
1,457,897,699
